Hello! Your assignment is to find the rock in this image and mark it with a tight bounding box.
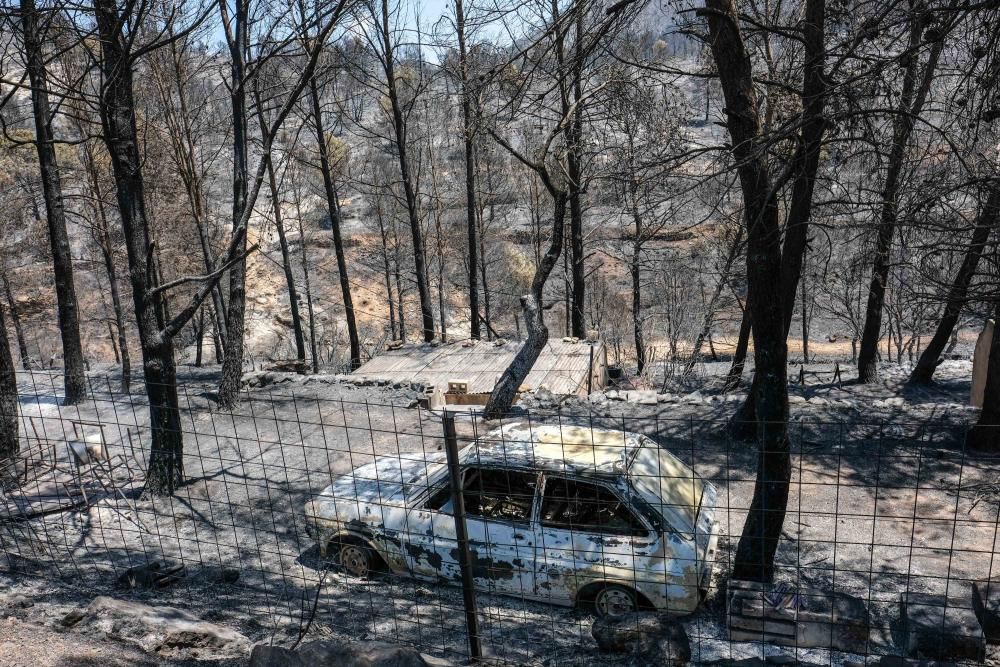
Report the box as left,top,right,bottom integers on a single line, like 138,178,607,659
250,640,433,667
656,393,676,403
629,390,658,406
591,612,690,664
900,592,984,660
789,396,807,404
72,596,250,660
4,594,33,609
972,578,1000,643
885,396,905,408
682,392,703,404
807,397,827,406
605,390,621,401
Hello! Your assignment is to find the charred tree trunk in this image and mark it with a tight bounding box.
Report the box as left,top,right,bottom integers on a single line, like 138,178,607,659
857,14,943,382
632,236,646,376
380,0,434,342
687,228,743,374
195,307,205,368
724,304,752,393
455,0,480,340
727,0,826,425
294,199,320,373
21,0,87,404
911,184,999,384
310,77,362,369
256,99,306,363
85,156,131,391
0,304,17,464
2,274,30,371
218,0,250,409
484,191,566,419
95,0,185,494
704,0,790,583
567,0,585,339
375,202,398,340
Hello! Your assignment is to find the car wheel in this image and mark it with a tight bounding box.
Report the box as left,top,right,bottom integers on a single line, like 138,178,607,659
337,541,375,579
594,585,637,618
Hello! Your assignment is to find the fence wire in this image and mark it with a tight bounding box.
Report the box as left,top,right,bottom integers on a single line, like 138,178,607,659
0,369,997,665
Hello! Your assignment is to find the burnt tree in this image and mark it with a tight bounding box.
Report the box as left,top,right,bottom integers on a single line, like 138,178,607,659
0,303,17,463
309,75,362,369
21,0,87,404
703,0,793,582
910,183,1000,384
857,5,945,382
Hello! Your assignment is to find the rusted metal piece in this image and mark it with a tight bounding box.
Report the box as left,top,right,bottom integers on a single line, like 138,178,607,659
304,422,719,617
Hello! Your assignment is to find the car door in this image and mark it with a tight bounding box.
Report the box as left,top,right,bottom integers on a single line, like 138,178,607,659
402,466,538,600
534,475,653,606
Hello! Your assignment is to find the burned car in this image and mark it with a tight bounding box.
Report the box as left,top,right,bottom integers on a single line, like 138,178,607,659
304,422,718,618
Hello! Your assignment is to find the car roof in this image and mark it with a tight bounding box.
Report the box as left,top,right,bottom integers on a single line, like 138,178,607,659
463,422,645,475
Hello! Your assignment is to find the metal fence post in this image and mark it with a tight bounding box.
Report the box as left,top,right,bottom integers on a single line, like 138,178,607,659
442,412,482,661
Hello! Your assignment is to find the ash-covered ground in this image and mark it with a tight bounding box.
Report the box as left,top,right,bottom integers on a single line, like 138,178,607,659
0,359,996,666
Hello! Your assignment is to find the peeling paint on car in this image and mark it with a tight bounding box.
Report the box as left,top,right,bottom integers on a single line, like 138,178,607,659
303,422,718,616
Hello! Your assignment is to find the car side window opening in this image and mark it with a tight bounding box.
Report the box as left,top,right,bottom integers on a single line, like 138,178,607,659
540,477,648,537
423,467,538,524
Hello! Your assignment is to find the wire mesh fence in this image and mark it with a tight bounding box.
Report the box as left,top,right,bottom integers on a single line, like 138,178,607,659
0,369,997,664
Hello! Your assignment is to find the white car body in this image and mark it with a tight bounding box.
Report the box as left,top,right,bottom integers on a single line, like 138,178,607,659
304,422,719,615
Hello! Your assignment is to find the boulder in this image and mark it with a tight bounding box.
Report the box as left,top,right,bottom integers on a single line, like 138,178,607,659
250,640,434,667
628,390,658,406
68,596,250,661
899,592,984,660
972,578,1000,643
591,612,690,664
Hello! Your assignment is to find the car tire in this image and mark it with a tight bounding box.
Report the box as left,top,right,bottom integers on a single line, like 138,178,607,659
335,540,375,579
594,584,638,618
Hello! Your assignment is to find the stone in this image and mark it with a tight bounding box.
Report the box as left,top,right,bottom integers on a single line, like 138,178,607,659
972,578,1000,643
591,612,690,664
789,396,807,404
656,393,676,403
900,592,985,660
682,392,703,404
4,594,33,609
72,596,251,661
629,390,658,406
249,640,433,667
